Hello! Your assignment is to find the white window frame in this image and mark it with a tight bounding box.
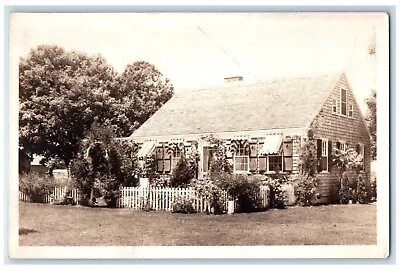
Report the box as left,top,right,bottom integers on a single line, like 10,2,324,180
359,143,365,171
267,154,283,173
348,104,354,117
321,139,329,172
234,144,249,174
339,140,347,152
332,99,338,114
359,143,365,157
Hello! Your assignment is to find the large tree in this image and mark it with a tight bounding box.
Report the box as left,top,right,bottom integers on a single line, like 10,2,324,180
366,90,377,160
19,45,119,168
19,46,174,168
366,38,377,160
115,61,174,136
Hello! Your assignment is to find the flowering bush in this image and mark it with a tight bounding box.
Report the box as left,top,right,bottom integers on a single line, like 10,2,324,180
356,173,370,204
294,176,320,206
19,172,56,203
265,174,286,209
190,177,226,214
215,173,264,213
172,196,196,214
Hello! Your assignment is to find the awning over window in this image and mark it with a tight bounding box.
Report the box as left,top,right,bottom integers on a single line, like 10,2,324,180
259,134,283,155
137,140,156,158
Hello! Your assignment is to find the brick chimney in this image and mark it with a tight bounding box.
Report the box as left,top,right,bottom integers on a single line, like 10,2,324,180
224,76,243,83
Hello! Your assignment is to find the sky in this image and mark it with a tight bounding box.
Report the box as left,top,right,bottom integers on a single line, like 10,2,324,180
9,12,386,114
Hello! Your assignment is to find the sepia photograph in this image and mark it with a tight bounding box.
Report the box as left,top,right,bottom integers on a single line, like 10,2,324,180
7,11,390,259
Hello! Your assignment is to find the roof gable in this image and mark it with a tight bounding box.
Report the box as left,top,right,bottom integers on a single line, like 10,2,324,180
130,72,344,139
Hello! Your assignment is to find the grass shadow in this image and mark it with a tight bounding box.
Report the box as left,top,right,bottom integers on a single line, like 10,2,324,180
19,228,38,235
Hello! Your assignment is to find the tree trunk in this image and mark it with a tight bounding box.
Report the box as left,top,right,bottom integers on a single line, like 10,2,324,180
88,187,94,207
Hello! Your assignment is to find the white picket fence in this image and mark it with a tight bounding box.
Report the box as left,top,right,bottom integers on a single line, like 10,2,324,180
20,185,270,213
119,186,228,212
118,186,270,212
19,187,80,204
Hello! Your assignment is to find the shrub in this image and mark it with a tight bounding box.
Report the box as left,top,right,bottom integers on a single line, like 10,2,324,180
54,193,77,206
70,128,142,207
69,158,93,206
339,187,350,204
298,137,319,177
191,177,226,214
170,155,196,188
356,173,370,204
266,177,286,209
215,173,264,213
294,176,320,206
172,197,196,214
19,172,56,203
370,177,377,202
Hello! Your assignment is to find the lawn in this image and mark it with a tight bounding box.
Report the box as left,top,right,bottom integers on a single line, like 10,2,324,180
19,202,376,246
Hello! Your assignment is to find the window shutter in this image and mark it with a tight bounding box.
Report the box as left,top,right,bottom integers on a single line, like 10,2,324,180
356,144,360,154
163,159,171,172
259,157,267,171
284,157,293,172
328,141,332,172
249,157,257,171
317,139,322,172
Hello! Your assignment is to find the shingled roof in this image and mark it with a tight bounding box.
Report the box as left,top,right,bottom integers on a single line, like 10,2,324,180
130,71,344,139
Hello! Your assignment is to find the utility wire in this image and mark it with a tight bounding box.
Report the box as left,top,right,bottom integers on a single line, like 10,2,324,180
196,25,283,101
196,26,265,86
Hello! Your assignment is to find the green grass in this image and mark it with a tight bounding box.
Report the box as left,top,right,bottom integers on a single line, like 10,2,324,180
19,202,376,246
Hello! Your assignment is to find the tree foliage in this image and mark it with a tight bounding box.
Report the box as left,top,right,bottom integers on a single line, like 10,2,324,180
19,45,174,168
200,135,233,178
19,45,119,168
170,155,196,188
70,124,141,207
366,90,376,160
298,137,319,178
115,61,174,135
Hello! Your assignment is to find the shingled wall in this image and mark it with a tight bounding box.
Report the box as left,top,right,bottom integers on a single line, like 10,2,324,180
312,74,371,204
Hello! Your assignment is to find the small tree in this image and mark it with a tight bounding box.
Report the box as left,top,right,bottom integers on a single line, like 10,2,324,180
295,131,320,206
170,155,196,187
201,135,233,178
332,147,365,204
70,124,140,207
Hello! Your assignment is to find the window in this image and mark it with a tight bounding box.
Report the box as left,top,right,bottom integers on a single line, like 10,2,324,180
341,88,347,115
356,143,365,171
268,155,282,172
202,146,213,173
348,104,354,117
156,145,171,173
332,99,338,114
249,143,258,172
234,144,249,172
339,141,347,152
171,148,181,171
321,139,328,172
283,139,293,172
257,143,267,172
